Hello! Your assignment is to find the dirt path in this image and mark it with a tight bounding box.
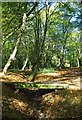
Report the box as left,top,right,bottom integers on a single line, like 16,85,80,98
0,67,81,90
35,68,81,90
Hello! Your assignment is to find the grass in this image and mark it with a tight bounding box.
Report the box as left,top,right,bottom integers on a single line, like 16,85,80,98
37,68,55,74
28,68,55,81
18,83,69,89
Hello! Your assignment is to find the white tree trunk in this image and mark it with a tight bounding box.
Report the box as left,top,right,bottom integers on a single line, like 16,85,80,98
3,12,27,74
3,3,38,74
22,56,28,70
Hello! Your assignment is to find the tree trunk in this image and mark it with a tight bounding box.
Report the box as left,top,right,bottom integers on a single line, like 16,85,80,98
3,3,38,74
3,35,21,74
60,58,65,69
22,55,28,70
40,3,49,60
3,4,27,74
77,58,80,67
31,3,49,71
32,9,41,71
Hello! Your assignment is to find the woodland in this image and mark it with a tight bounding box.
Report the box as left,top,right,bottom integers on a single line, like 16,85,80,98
0,2,82,119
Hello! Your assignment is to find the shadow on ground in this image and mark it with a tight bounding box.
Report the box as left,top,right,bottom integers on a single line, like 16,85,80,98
2,82,82,119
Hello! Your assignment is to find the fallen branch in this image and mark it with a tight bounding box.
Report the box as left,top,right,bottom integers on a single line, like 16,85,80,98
4,82,69,90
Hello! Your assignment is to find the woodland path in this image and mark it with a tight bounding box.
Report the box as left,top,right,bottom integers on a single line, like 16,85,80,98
0,67,81,90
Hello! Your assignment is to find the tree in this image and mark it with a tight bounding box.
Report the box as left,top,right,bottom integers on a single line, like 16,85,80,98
2,2,38,74
2,2,81,74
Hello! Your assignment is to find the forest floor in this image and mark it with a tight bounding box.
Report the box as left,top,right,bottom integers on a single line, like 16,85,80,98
0,67,82,90
2,83,82,119
1,67,82,119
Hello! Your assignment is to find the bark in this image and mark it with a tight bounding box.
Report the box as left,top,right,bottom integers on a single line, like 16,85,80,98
40,3,49,68
3,34,22,74
79,32,82,67
32,10,41,71
3,11,27,74
41,3,48,51
3,3,38,74
60,58,65,68
22,55,28,70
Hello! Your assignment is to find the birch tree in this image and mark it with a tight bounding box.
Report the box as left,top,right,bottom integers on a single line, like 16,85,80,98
3,2,38,74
